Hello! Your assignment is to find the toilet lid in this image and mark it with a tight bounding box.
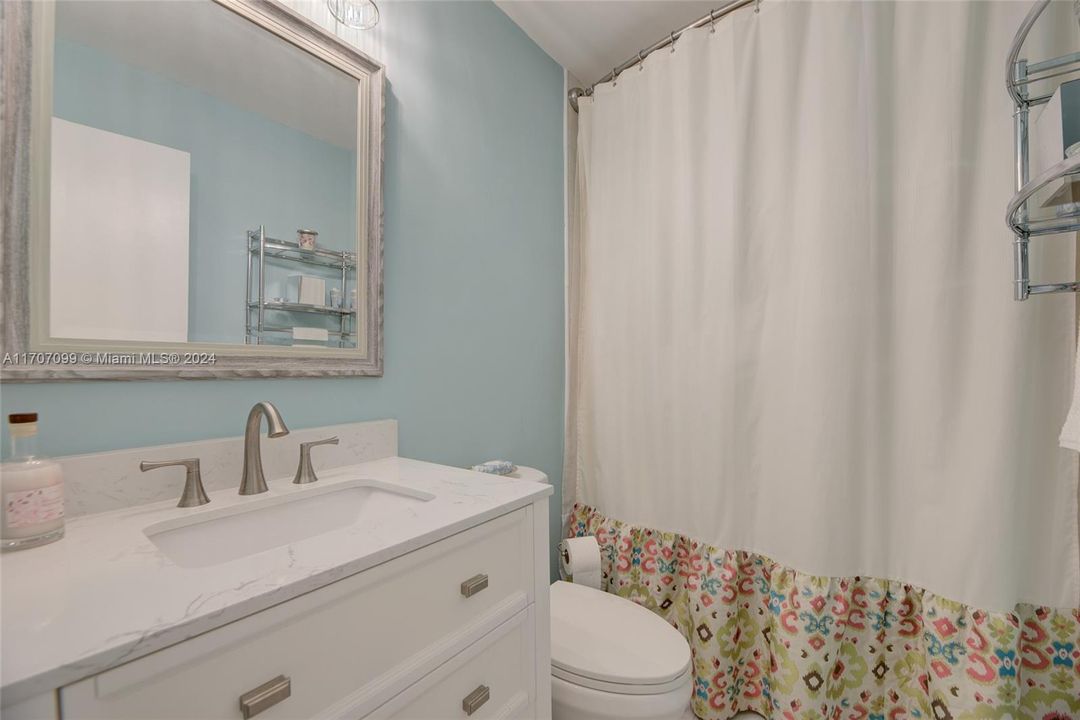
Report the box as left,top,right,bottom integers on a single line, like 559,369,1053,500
550,581,691,688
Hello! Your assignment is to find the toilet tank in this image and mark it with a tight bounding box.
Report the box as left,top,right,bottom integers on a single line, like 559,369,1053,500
507,466,549,485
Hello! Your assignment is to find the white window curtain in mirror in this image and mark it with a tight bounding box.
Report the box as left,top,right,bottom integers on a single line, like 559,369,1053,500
567,0,1080,615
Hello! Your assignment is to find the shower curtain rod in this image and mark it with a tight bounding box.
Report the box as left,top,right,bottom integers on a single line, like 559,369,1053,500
567,0,759,112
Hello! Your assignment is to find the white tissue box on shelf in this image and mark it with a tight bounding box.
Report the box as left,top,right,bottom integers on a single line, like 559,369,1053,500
1033,79,1080,208
288,275,326,307
291,327,328,346
1034,80,1080,173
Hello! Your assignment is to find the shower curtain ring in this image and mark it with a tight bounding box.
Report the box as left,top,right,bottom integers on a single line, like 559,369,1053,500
670,31,677,52
709,9,718,32
611,66,619,86
755,0,761,13
638,50,646,70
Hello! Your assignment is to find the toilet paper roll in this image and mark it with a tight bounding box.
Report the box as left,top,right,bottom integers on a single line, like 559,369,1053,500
559,536,601,589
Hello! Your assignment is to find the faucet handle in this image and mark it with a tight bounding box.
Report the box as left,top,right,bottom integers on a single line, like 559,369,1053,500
300,436,339,451
140,458,211,508
293,437,339,485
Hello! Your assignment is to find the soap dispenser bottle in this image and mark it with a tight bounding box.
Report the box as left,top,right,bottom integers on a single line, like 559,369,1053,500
1,413,64,550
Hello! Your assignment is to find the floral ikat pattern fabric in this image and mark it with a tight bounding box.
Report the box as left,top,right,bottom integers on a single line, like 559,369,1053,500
567,504,1080,720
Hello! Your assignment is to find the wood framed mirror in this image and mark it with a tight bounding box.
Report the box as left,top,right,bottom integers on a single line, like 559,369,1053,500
1,0,384,380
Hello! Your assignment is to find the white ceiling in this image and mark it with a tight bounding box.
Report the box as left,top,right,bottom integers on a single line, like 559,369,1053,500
495,1,719,86
55,1,358,149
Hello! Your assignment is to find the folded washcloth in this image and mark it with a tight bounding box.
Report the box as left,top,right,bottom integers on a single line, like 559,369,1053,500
470,460,517,475
1060,317,1080,452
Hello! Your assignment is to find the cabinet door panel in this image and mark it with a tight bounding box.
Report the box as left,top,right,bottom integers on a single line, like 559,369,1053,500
367,608,535,720
61,509,532,720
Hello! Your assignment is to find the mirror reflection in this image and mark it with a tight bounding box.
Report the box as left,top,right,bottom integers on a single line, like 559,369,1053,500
49,0,362,349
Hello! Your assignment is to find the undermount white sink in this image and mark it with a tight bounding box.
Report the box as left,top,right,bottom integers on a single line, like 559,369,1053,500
143,480,433,568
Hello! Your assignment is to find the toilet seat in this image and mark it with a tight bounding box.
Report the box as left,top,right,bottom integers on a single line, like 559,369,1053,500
550,581,692,696
552,663,692,695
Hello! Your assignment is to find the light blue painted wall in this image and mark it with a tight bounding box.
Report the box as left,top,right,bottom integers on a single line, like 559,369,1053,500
3,2,565,573
52,38,358,344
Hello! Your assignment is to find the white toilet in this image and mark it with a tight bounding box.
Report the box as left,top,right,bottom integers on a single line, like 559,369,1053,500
549,580,693,720
502,467,693,719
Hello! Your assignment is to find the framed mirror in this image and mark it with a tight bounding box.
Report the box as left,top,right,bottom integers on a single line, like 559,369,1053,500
1,0,384,380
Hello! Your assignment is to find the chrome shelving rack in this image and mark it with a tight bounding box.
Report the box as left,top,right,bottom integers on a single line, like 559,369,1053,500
1007,0,1080,300
245,225,357,347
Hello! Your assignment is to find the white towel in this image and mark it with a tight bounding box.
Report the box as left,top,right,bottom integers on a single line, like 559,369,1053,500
1061,317,1080,452
292,327,328,343
470,460,517,475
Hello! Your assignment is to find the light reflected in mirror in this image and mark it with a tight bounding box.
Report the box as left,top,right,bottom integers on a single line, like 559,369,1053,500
48,0,363,350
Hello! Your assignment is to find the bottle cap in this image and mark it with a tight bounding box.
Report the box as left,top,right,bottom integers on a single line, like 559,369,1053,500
8,413,39,438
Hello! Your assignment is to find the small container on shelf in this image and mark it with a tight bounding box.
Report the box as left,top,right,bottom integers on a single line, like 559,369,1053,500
297,229,319,250
1,413,64,551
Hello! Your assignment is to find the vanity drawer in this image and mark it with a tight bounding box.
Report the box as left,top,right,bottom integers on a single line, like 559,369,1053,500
370,607,536,720
61,508,533,720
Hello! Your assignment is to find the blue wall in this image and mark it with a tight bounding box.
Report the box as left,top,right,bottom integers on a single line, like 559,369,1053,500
3,2,565,569
53,38,358,345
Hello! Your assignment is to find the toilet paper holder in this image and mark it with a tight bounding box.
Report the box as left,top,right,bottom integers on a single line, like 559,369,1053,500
559,536,602,588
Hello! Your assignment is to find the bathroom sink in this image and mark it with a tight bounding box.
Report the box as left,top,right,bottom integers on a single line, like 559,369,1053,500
143,480,433,568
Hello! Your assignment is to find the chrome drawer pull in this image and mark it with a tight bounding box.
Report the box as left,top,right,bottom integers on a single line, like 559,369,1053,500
239,675,291,719
460,573,489,598
462,684,490,716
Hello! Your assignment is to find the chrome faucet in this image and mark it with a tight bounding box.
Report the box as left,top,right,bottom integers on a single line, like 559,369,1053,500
239,401,290,495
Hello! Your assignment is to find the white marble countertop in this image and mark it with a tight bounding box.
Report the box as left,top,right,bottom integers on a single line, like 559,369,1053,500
0,457,552,704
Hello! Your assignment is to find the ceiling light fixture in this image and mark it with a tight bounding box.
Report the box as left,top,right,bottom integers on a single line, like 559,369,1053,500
327,0,379,30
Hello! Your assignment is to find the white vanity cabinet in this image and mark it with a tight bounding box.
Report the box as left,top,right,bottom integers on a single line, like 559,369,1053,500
57,506,551,720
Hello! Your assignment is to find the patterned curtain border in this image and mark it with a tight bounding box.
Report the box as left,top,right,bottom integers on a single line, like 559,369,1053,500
567,503,1080,720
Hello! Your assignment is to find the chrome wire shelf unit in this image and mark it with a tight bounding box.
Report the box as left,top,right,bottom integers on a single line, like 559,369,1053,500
245,226,356,347
1007,0,1080,300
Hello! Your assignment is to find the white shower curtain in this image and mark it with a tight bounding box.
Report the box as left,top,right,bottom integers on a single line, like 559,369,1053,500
568,0,1079,613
